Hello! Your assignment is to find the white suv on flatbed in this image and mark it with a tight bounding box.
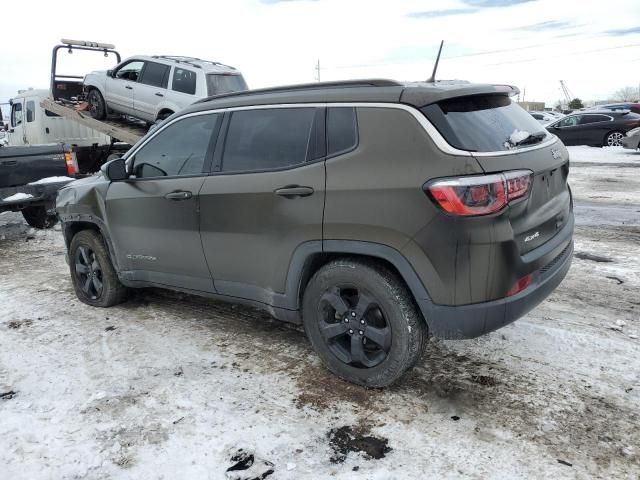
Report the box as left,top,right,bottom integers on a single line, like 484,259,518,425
83,55,247,123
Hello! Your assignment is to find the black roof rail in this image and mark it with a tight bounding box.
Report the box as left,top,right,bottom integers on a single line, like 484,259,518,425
196,79,403,104
151,55,236,71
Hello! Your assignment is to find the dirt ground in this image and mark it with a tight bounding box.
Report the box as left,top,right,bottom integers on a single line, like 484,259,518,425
1,146,639,479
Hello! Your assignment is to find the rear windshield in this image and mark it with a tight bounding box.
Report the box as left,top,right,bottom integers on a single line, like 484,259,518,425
421,94,548,152
206,74,248,96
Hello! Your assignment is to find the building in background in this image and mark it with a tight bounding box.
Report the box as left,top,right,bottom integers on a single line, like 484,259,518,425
518,101,545,111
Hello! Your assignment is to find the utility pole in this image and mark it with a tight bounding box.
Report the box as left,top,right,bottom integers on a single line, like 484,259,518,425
315,59,321,82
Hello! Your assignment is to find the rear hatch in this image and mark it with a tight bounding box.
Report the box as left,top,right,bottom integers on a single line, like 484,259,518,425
421,94,571,254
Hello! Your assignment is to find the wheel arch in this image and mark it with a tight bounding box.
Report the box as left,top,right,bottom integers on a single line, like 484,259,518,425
287,240,433,324
61,218,120,270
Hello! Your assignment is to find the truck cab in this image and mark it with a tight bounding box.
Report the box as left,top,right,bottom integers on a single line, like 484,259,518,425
7,89,110,147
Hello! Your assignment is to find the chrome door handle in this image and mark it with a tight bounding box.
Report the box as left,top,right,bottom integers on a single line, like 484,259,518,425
274,185,314,198
164,190,193,200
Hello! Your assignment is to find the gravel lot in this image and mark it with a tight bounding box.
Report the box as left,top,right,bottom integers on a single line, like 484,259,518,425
1,146,639,479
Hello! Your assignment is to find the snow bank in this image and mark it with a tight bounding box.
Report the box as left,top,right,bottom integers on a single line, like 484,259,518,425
567,145,640,164
28,176,74,185
2,193,34,202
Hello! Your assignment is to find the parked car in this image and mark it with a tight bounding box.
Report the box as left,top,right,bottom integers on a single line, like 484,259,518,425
57,79,574,387
621,127,640,150
546,110,640,147
529,111,555,125
83,56,248,124
593,103,640,115
1,143,76,227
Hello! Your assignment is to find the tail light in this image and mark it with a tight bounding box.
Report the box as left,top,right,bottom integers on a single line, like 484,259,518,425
64,152,78,176
425,170,532,216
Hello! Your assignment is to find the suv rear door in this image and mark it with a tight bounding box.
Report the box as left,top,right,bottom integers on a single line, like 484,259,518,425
105,112,222,292
134,61,171,121
199,106,325,306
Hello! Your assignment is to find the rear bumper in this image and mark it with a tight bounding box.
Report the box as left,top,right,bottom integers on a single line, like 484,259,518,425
621,135,639,150
421,217,574,339
0,181,72,212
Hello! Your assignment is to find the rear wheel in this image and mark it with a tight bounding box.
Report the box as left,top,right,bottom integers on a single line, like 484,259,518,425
87,89,106,120
604,130,624,147
69,230,127,307
22,206,57,229
302,258,427,387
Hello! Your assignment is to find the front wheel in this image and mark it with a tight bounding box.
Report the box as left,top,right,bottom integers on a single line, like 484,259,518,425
69,230,128,307
604,130,624,147
302,259,427,387
22,206,57,229
87,89,106,120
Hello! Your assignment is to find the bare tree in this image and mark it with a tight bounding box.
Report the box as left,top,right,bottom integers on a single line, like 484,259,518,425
613,86,640,102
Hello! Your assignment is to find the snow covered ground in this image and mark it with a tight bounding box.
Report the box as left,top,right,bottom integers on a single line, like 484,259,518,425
1,146,639,479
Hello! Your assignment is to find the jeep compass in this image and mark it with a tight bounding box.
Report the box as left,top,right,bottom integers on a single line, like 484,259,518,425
57,79,574,387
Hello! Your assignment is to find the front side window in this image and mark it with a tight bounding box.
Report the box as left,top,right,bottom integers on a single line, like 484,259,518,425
132,114,219,178
221,108,316,173
172,68,197,95
26,101,35,123
11,102,23,127
557,116,580,128
206,74,248,96
115,61,144,82
139,61,170,88
421,94,548,152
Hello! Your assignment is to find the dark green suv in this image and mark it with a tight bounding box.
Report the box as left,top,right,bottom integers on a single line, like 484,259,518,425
56,79,574,387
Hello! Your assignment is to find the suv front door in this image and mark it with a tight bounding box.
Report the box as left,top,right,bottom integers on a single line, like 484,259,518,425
105,60,144,115
199,107,326,307
105,112,222,292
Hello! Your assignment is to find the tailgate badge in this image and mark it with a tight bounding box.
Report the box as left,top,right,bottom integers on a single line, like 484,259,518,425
524,231,540,243
550,148,562,160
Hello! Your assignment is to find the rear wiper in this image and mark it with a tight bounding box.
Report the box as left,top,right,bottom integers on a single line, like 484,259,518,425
511,131,547,147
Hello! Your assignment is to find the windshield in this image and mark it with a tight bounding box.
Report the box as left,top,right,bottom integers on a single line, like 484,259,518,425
206,74,248,96
421,94,548,152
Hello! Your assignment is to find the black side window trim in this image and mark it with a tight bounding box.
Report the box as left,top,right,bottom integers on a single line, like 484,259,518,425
127,113,223,181
325,106,359,160
210,107,326,175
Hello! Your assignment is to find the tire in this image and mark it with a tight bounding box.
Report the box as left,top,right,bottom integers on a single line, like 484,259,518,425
302,258,427,387
69,230,128,307
22,206,58,229
604,130,624,147
156,111,173,122
87,89,106,120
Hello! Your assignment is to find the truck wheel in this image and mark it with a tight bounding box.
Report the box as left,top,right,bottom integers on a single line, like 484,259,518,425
87,89,107,120
69,230,128,307
302,258,427,387
22,206,58,229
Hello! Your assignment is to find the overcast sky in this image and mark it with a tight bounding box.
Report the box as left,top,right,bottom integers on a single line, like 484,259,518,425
1,0,639,114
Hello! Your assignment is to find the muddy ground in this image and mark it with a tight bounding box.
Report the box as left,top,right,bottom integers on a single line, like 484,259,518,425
1,146,639,479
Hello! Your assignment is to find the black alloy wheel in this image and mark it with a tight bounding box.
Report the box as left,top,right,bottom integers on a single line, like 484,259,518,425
318,285,392,368
74,245,104,300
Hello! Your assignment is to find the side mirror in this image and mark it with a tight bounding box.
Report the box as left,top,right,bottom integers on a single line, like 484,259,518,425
107,69,114,77
101,158,128,181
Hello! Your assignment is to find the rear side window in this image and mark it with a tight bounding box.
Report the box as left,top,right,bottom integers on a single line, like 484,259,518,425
327,107,357,156
133,114,220,178
172,68,197,95
579,114,610,125
140,62,170,88
26,101,35,123
222,108,315,172
421,95,547,152
557,116,579,127
206,74,248,96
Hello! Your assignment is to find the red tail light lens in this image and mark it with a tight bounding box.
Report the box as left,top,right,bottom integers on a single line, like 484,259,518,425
64,152,78,176
426,170,532,216
506,273,533,297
